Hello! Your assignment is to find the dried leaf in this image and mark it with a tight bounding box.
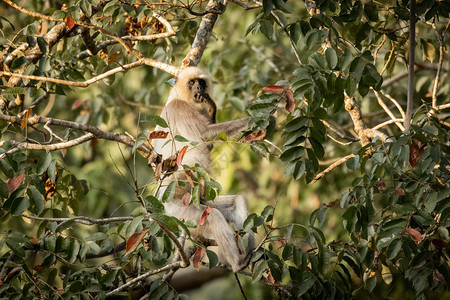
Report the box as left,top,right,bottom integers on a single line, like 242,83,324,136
182,192,191,206
193,248,206,271
33,265,44,272
125,228,149,255
377,181,386,191
394,188,405,195
108,51,121,65
65,16,76,29
177,145,188,166
431,239,446,248
409,141,425,168
149,131,168,139
200,206,212,226
30,237,39,245
284,90,295,112
7,174,26,193
263,85,285,94
267,269,275,283
20,107,33,129
199,177,206,199
185,169,195,187
325,199,339,207
244,130,266,143
405,227,422,243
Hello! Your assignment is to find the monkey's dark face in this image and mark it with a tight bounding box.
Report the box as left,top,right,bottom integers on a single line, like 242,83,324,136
188,78,208,103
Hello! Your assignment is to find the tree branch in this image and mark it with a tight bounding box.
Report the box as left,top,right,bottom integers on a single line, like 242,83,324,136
182,0,226,67
404,0,416,130
311,154,355,183
0,133,94,159
372,90,405,131
0,113,136,147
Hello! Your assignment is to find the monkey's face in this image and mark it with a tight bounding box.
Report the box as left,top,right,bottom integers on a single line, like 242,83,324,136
188,78,209,103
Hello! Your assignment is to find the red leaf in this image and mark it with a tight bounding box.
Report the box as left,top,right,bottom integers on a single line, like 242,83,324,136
267,269,275,283
71,99,85,110
284,90,294,112
65,16,76,29
149,131,168,139
125,228,149,255
431,239,446,248
182,192,191,206
33,265,44,272
409,141,425,168
200,206,212,226
7,174,26,193
244,130,266,143
177,145,188,166
405,227,422,243
193,248,206,271
377,181,386,191
434,269,446,283
30,237,39,245
4,267,22,281
394,188,405,195
325,199,339,207
263,85,285,94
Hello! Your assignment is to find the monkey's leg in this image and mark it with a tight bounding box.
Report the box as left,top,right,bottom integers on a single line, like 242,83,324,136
164,201,244,272
209,195,256,268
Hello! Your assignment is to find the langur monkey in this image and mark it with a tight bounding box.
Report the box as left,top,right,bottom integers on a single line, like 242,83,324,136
153,67,255,272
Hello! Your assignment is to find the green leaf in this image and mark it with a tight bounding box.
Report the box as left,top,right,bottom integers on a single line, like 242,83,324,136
280,146,304,162
11,197,30,216
387,238,401,260
67,239,80,264
2,87,26,94
325,48,338,69
162,182,176,203
365,276,377,292
252,260,268,283
174,135,189,142
36,152,52,175
206,249,218,269
0,179,9,198
141,115,168,128
145,195,165,213
260,20,273,40
27,187,44,215
11,56,26,70
262,0,273,15
86,232,108,242
346,155,359,170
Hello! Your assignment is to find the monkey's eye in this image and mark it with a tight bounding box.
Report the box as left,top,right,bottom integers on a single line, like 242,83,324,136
188,80,195,86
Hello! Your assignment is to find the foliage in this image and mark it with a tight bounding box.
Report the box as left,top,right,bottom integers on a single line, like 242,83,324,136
0,0,449,299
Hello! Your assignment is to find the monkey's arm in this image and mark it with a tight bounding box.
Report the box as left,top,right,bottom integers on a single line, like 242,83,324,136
204,117,249,139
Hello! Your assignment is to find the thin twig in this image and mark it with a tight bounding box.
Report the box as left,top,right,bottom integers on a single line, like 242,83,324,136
311,154,356,183
372,90,405,131
380,90,406,119
234,273,248,300
372,118,404,130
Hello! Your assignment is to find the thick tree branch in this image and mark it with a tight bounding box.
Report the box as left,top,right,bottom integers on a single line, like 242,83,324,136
0,133,94,159
182,0,226,67
0,113,136,147
344,95,387,145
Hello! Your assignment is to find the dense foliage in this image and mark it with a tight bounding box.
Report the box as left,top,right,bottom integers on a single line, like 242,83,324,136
0,0,449,299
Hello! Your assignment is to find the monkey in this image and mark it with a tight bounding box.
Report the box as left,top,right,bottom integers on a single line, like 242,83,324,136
153,67,255,272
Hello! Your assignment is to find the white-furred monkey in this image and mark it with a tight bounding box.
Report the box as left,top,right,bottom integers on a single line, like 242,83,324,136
153,67,255,272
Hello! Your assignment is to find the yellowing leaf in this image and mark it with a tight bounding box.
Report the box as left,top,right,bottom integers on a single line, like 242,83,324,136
125,228,149,255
